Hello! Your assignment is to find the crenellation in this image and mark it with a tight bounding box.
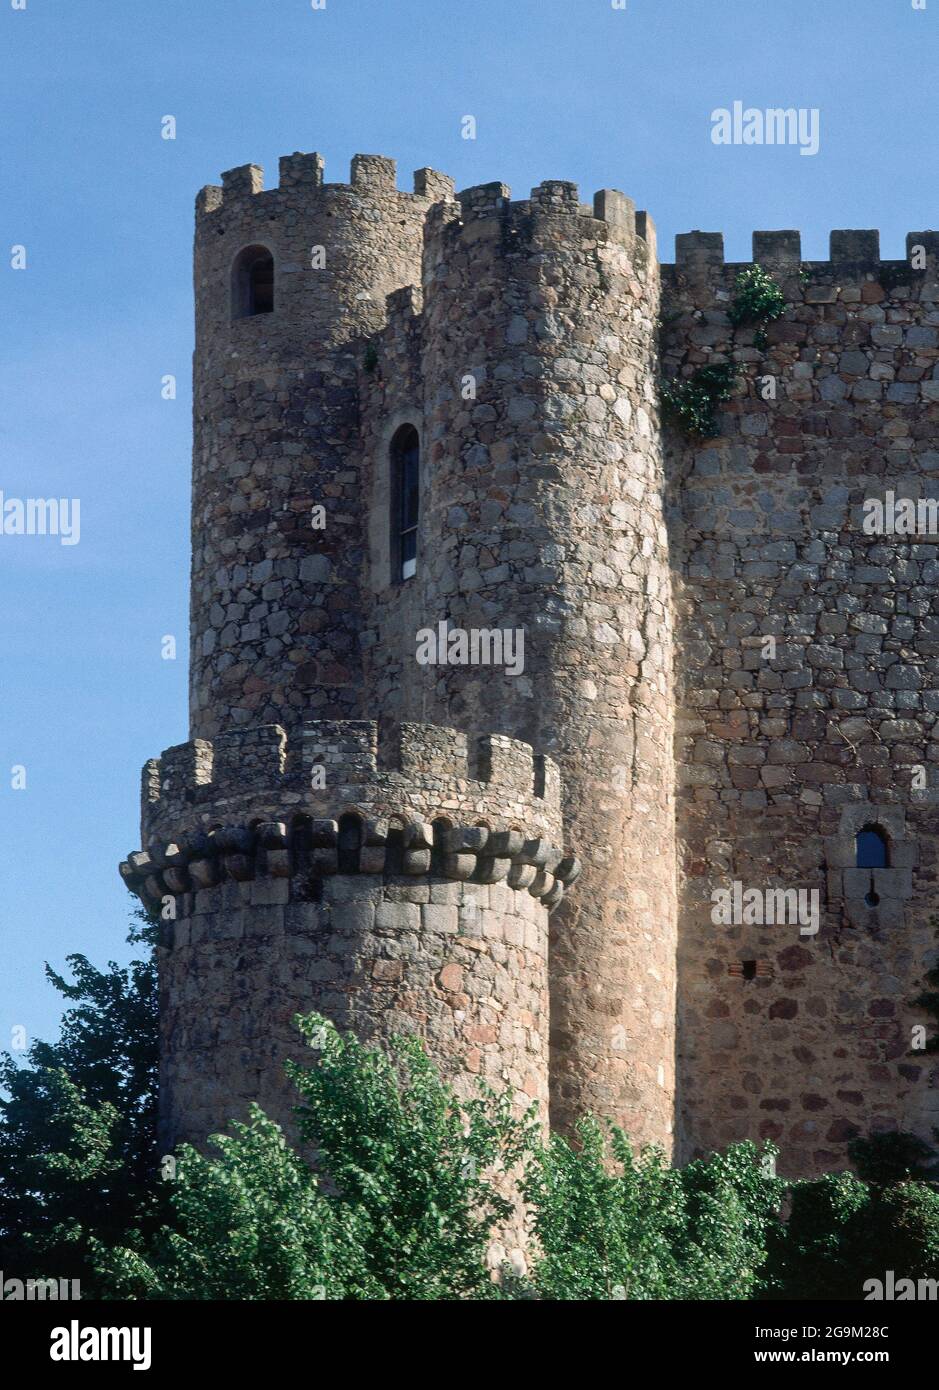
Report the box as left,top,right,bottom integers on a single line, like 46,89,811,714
664,226,939,277
907,230,939,260
350,152,397,193
456,181,511,218
195,184,223,216
219,162,264,199
137,719,564,862
214,724,286,790
635,209,656,254
277,150,325,188
675,230,725,268
752,230,802,265
412,166,456,200
829,228,881,263
303,719,378,780
592,187,636,232
530,179,580,213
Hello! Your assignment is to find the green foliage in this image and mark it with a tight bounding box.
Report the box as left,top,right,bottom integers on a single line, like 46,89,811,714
93,1109,369,1300
0,910,161,1289
867,1181,939,1280
521,1119,783,1300
7,928,938,1304
96,1015,534,1301
763,1173,939,1300
659,264,788,438
849,1131,938,1185
660,362,738,439
728,263,787,330
762,1171,870,1300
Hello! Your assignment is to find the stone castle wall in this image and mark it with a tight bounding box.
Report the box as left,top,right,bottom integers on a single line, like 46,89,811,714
663,231,939,1173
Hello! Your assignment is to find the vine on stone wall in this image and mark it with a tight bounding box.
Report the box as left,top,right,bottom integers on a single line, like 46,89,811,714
659,362,738,439
728,263,787,347
660,262,787,436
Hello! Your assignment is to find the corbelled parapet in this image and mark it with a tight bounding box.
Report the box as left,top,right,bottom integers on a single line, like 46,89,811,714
121,719,578,912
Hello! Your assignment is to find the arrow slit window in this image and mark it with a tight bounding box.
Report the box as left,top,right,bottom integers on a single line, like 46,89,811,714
391,425,419,582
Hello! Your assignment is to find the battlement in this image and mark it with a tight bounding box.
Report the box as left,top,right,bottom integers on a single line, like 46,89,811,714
423,179,656,259
136,719,563,852
196,151,455,215
124,720,574,912
666,228,939,272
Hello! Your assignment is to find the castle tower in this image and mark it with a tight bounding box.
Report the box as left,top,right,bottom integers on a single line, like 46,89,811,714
189,153,453,738
121,719,573,1150
392,181,678,1149
122,154,579,1173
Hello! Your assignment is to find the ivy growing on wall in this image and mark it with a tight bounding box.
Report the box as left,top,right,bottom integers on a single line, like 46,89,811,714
727,263,787,345
660,262,788,437
659,363,738,439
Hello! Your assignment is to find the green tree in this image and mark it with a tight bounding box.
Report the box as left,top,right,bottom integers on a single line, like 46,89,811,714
849,1130,938,1185
521,1119,783,1300
0,909,160,1287
763,1172,939,1300
762,1171,871,1300
96,1014,535,1300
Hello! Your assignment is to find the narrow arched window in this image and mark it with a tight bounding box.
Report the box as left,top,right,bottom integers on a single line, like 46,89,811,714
232,245,274,319
390,425,419,582
856,825,888,909
856,826,889,869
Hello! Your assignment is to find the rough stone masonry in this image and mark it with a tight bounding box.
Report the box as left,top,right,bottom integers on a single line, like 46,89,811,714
121,150,939,1186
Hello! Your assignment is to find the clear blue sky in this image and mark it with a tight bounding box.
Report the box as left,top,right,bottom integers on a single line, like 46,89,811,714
1,0,936,1049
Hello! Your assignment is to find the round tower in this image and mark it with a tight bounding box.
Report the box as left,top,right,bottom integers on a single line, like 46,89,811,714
127,153,580,1191
407,180,677,1149
190,152,453,739
121,719,576,1144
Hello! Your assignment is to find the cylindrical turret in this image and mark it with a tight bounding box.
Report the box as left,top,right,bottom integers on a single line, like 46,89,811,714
190,153,453,738
409,180,677,1148
122,719,575,1146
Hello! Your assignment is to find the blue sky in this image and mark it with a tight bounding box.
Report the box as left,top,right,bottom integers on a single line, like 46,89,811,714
0,0,936,1048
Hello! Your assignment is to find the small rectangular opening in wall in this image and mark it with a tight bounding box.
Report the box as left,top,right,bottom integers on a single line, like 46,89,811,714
385,827,405,877
376,717,401,774
728,959,773,981
298,875,323,904
533,753,547,799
